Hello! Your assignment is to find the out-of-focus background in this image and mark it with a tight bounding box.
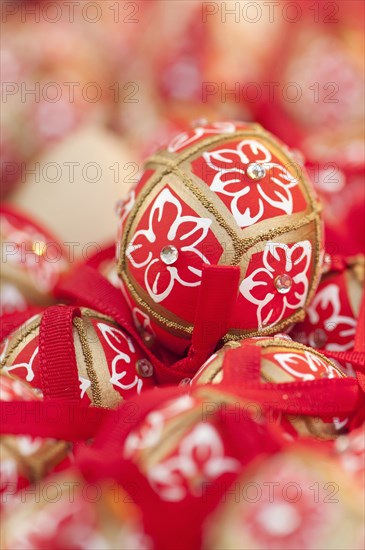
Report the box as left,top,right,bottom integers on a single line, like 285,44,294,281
1,0,364,255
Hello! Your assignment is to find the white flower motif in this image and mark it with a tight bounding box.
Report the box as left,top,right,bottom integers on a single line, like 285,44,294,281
167,122,236,153
132,308,155,337
97,322,143,394
3,346,39,382
306,284,357,351
124,395,196,458
273,350,342,381
126,188,212,303
240,241,312,329
79,376,91,399
147,423,240,501
203,139,298,227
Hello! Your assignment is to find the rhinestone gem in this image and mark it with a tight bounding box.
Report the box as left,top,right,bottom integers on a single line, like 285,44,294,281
136,359,154,378
160,245,179,265
246,163,266,181
274,274,293,294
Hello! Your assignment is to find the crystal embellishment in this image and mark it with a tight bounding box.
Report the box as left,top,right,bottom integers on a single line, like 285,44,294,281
136,359,154,378
246,163,266,181
160,245,179,265
274,274,293,294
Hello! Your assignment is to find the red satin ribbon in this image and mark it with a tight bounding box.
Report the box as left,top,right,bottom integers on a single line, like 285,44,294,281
0,400,111,441
55,264,240,383
221,345,363,418
39,305,81,401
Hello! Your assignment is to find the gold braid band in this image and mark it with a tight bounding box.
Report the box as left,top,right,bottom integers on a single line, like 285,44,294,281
118,128,323,340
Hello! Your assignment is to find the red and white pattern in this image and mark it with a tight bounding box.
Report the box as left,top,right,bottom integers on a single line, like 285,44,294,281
124,395,196,457
0,209,67,294
132,308,156,338
0,372,39,403
126,187,219,305
119,122,322,352
146,423,240,502
243,455,331,550
239,241,312,330
3,472,152,550
2,313,155,405
96,321,146,395
167,121,237,153
270,349,343,381
124,395,239,502
291,272,358,353
192,139,307,228
0,374,66,504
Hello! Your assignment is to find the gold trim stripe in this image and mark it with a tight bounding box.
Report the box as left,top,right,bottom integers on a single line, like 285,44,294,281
118,128,323,339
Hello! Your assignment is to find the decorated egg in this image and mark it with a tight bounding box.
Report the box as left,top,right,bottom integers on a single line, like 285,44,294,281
117,121,323,354
291,255,364,375
122,386,280,500
0,205,68,315
0,372,70,507
0,307,156,408
0,469,151,550
203,446,365,550
117,385,281,549
192,336,347,439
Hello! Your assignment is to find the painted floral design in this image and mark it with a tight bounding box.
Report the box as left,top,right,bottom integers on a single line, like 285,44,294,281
124,395,196,458
97,322,145,395
124,396,239,502
146,423,240,502
132,308,155,338
126,187,212,303
197,139,303,227
0,372,38,403
167,121,236,153
293,283,356,352
240,241,312,330
272,350,342,381
2,345,39,383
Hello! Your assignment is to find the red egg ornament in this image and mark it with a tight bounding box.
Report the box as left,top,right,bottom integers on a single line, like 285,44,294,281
192,336,348,439
0,205,68,315
117,121,323,353
0,306,156,408
0,372,70,508
203,445,365,550
1,469,151,550
290,255,364,376
87,384,283,550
